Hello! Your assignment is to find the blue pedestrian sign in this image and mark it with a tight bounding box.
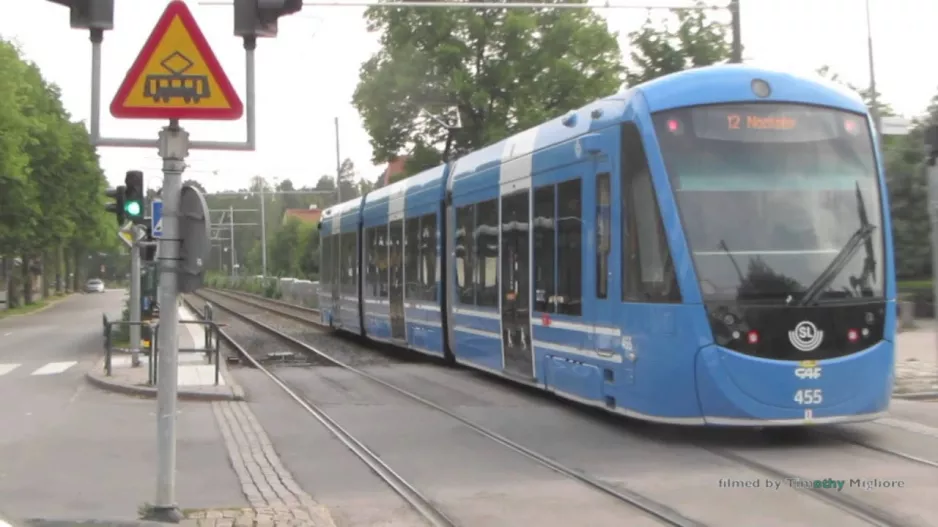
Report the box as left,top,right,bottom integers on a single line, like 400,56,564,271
151,199,163,238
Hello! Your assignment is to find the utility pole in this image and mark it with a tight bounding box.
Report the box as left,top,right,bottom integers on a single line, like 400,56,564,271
926,126,938,379
865,0,882,135
229,205,236,276
729,0,742,64
259,185,267,276
334,116,342,204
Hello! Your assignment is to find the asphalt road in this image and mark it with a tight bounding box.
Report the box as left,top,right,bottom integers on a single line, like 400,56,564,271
0,291,246,523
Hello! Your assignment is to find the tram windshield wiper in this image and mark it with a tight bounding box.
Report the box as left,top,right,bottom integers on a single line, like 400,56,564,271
795,184,877,307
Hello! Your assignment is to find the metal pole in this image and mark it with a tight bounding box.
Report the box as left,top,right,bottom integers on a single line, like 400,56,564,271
130,229,142,367
153,120,188,523
865,0,882,134
729,0,742,64
335,117,342,204
259,187,267,277
927,132,938,384
229,205,235,276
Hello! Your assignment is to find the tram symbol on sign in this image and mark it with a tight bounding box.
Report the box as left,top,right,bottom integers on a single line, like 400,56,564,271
144,51,210,104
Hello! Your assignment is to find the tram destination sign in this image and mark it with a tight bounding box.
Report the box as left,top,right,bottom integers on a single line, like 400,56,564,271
689,104,864,144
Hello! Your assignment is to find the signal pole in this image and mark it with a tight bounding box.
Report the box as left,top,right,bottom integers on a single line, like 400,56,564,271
130,226,142,367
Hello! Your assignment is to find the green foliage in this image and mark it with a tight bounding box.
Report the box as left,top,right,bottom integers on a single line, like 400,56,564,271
353,0,625,178
625,2,733,86
0,36,117,308
206,274,283,300
816,65,932,281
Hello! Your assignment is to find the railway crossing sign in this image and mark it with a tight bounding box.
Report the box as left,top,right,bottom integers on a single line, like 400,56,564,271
109,0,243,120
151,199,164,238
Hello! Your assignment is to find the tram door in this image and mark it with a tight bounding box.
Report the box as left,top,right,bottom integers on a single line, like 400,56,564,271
389,220,406,341
500,190,533,378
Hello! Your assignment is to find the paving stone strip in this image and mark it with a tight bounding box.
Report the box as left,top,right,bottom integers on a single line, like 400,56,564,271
197,401,337,527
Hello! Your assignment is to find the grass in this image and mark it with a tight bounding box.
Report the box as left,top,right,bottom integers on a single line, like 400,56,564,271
0,292,70,320
898,279,933,291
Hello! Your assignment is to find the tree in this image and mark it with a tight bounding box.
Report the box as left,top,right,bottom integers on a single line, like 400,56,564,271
625,2,734,86
0,37,115,307
815,65,930,279
815,65,895,120
353,0,624,179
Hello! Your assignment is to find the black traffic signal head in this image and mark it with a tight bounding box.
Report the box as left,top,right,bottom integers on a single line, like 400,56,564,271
124,170,145,223
105,185,126,226
46,0,114,30
235,0,302,38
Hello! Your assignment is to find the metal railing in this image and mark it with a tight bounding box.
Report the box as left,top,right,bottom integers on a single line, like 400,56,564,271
102,307,224,387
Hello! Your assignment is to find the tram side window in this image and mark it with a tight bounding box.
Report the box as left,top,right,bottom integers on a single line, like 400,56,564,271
419,214,438,301
556,179,583,316
337,233,347,294
596,173,611,299
456,204,476,305
321,234,330,287
475,199,498,308
345,232,358,296
533,185,556,313
370,227,379,298
351,231,359,296
621,122,680,303
405,217,420,300
376,226,389,298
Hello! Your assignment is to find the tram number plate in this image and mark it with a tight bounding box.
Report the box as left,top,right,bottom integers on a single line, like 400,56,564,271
794,389,823,405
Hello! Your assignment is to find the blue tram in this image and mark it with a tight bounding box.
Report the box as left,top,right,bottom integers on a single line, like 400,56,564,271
318,64,895,426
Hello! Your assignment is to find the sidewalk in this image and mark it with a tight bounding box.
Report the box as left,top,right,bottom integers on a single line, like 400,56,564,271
85,302,243,401
76,301,336,526
894,325,938,397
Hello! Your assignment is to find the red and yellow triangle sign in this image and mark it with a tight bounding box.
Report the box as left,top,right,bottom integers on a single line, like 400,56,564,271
110,0,243,121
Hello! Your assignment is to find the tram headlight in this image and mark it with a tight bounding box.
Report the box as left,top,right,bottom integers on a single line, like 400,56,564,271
751,78,771,98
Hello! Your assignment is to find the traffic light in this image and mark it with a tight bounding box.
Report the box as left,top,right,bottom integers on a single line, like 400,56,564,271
234,0,302,38
46,0,114,30
124,170,145,223
105,185,126,225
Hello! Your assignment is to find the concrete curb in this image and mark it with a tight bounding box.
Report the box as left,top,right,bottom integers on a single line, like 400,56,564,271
894,391,938,401
84,368,245,402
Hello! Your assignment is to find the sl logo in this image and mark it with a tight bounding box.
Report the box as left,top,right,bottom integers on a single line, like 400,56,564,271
788,320,823,352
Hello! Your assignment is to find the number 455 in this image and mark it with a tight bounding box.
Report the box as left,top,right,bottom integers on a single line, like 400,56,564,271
794,389,823,405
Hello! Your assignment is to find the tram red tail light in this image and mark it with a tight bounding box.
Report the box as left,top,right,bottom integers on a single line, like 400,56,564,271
667,119,683,134
746,330,759,344
847,328,859,343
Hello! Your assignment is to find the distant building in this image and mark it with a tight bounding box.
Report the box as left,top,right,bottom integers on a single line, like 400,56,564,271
282,207,322,225
378,155,409,187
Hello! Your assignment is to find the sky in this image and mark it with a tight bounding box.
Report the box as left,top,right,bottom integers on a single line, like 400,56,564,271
2,0,936,194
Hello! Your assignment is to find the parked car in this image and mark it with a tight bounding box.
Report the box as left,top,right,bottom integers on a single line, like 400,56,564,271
85,278,105,293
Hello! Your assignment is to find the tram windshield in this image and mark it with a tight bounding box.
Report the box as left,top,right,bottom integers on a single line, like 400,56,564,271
652,103,885,304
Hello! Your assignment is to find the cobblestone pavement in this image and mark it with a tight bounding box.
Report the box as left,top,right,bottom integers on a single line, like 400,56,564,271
178,401,337,527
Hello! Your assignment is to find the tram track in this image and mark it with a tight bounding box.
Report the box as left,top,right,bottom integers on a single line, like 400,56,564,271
195,287,935,527
189,291,706,527
203,288,938,468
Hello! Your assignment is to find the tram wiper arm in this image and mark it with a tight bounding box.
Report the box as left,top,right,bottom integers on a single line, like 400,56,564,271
795,224,877,307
